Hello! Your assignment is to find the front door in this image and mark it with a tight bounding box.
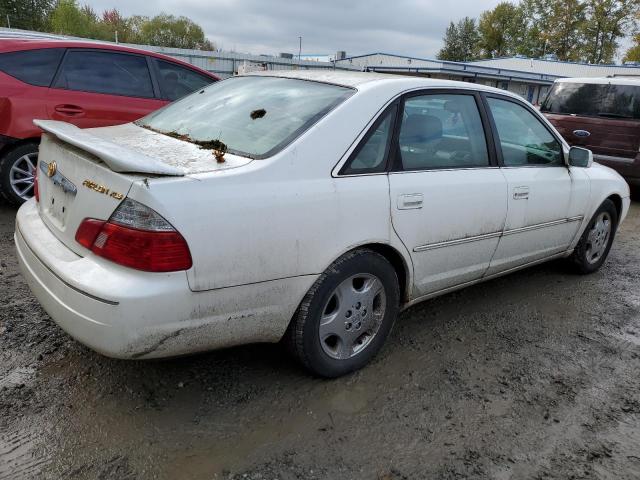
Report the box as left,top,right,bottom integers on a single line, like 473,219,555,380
483,95,580,275
388,91,508,298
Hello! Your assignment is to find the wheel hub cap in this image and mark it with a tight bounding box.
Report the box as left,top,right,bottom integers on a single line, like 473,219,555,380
319,273,387,360
585,211,611,265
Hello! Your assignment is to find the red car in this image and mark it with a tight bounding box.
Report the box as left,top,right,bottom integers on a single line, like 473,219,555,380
0,38,219,205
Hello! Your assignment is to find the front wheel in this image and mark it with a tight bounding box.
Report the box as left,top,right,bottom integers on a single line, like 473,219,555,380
570,199,618,274
286,249,400,377
0,143,39,206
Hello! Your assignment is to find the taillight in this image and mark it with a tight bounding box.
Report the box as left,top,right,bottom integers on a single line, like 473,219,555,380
34,160,39,202
75,198,192,272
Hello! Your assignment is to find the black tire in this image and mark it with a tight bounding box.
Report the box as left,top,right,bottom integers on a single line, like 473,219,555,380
285,248,400,378
570,199,618,274
0,143,39,206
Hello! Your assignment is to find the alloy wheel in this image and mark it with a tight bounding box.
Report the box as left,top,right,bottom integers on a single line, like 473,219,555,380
9,152,38,201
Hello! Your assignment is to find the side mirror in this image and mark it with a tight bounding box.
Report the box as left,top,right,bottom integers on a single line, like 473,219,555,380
568,146,593,168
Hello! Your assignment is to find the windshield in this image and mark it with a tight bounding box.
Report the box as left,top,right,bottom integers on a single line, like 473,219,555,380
137,76,354,158
541,81,640,120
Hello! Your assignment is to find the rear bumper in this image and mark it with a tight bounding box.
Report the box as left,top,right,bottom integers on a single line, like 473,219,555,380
15,200,316,359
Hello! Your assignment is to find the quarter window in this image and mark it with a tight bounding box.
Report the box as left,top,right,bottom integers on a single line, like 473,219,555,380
487,97,563,166
341,105,396,175
155,59,215,101
397,94,489,171
0,48,64,87
53,50,154,98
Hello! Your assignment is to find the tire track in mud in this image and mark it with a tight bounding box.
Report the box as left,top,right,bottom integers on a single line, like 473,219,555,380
0,429,51,480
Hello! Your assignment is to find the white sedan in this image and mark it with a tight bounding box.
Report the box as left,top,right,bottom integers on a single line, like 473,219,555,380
16,71,630,377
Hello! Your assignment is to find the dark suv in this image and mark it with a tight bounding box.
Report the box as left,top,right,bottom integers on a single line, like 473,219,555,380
0,39,219,205
541,77,640,188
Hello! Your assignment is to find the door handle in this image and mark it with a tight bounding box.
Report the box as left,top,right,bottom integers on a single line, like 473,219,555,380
54,104,85,116
397,193,423,210
513,186,529,200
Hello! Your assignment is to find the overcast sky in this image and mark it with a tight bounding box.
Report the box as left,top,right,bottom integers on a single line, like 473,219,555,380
82,0,508,58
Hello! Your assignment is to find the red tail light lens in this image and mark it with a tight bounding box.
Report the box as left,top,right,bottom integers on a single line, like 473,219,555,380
75,199,192,272
75,218,106,249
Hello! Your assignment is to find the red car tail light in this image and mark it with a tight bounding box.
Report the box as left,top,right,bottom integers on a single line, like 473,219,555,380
75,199,192,272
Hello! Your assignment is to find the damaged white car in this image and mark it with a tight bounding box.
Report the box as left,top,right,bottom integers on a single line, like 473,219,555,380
16,71,630,377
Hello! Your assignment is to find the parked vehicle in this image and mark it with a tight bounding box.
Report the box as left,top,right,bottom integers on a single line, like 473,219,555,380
16,72,630,377
541,77,640,188
0,38,219,205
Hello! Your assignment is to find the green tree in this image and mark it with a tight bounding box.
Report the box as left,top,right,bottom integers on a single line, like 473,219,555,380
583,0,640,64
48,0,97,37
0,0,53,31
437,17,480,61
478,2,526,58
532,0,586,61
139,14,213,50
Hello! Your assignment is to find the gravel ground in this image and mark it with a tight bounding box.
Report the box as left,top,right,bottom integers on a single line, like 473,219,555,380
1,198,639,480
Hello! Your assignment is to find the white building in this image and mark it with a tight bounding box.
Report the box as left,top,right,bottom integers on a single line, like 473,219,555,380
335,53,640,104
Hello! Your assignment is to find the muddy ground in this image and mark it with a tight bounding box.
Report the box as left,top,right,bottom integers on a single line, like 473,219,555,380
1,199,639,480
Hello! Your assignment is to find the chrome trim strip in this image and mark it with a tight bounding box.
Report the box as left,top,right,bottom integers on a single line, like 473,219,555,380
413,216,584,252
502,216,583,236
414,231,502,252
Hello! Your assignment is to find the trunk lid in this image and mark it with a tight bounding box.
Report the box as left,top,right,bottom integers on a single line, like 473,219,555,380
36,133,138,255
34,120,253,256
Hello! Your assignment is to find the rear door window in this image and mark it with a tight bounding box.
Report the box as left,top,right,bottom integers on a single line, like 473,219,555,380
397,93,490,171
53,50,154,98
0,48,64,87
155,59,214,101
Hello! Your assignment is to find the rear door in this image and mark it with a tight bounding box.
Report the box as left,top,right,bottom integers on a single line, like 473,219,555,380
46,48,166,128
387,90,508,298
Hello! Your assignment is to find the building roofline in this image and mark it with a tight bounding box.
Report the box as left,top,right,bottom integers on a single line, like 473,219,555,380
341,52,640,71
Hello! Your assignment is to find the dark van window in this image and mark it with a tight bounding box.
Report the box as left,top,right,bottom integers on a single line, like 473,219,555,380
155,59,214,101
541,82,640,119
53,50,154,98
0,48,64,87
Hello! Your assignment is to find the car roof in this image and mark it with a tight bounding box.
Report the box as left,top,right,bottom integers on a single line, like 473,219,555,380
554,76,640,86
245,69,522,98
0,38,219,80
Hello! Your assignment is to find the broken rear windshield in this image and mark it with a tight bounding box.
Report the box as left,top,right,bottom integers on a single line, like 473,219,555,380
137,76,354,159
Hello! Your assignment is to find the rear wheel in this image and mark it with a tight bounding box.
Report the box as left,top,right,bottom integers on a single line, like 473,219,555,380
0,143,39,206
570,199,618,274
286,249,400,377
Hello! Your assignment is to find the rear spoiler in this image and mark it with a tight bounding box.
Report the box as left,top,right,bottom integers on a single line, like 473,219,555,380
34,120,185,176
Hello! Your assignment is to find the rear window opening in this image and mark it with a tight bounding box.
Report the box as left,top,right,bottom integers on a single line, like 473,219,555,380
136,76,354,159
541,81,640,120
